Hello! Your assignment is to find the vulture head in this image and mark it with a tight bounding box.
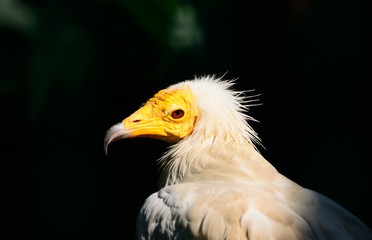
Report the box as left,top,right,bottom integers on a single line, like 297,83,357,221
104,75,260,154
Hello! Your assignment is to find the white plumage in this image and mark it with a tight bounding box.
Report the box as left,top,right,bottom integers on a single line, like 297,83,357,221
104,75,371,240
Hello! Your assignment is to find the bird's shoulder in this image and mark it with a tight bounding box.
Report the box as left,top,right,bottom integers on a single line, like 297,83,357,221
137,174,372,240
136,175,316,240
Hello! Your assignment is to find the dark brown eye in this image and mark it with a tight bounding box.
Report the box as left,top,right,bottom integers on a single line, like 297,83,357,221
171,109,184,119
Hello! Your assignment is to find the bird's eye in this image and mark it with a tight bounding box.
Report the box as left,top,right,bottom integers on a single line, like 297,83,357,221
171,109,184,119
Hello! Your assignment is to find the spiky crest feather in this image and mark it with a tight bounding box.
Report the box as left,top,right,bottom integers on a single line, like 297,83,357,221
158,75,262,186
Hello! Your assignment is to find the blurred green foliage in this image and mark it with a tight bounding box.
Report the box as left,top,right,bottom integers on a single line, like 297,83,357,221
1,0,204,119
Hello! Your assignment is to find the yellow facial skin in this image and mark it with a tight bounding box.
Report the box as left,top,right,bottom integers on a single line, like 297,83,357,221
121,86,200,143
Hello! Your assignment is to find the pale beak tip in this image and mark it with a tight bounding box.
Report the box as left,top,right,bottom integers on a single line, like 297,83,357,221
103,144,109,156
103,136,111,156
103,123,128,156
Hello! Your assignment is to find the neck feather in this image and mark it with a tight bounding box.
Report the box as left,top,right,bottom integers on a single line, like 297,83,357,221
158,75,264,186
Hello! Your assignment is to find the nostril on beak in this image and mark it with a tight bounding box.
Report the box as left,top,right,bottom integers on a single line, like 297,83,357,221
133,119,141,123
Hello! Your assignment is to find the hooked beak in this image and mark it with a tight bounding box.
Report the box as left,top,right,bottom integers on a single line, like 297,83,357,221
103,102,171,155
103,123,130,155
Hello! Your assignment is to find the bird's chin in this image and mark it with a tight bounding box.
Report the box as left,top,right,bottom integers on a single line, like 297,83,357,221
104,123,131,155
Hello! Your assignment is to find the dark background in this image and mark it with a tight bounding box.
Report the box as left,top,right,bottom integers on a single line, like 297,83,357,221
1,0,371,239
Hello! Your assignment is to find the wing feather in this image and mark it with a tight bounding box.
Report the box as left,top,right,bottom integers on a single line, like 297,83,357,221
137,178,319,239
137,175,371,240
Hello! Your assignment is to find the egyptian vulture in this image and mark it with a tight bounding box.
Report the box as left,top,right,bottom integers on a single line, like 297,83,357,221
104,75,371,240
